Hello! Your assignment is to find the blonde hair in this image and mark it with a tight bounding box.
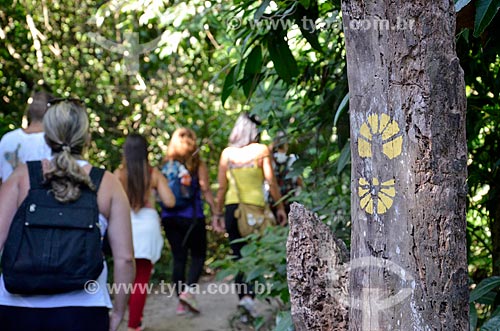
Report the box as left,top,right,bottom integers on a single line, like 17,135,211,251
165,127,200,173
229,113,260,147
43,100,94,203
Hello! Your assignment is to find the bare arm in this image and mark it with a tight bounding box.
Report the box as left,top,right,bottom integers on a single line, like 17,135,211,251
154,168,176,208
198,161,216,215
262,147,287,225
212,149,229,233
100,172,135,331
0,166,27,251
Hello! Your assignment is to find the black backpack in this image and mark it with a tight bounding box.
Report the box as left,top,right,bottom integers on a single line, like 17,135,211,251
1,161,105,295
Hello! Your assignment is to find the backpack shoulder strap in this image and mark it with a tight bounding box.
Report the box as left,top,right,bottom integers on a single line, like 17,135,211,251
89,167,106,191
27,160,44,190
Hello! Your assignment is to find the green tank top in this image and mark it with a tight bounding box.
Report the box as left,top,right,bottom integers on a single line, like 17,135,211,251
226,165,265,207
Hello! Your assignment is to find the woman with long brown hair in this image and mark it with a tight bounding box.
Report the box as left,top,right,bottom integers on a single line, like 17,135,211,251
161,128,216,315
114,133,175,331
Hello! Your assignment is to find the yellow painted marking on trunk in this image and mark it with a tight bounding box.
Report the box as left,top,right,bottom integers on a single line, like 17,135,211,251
382,179,396,186
356,113,403,217
380,187,396,197
378,193,394,211
379,113,391,133
365,199,374,214
359,178,369,186
383,136,403,159
357,114,402,159
358,138,372,158
381,120,399,140
360,123,372,139
358,176,397,216
358,187,369,197
367,114,379,134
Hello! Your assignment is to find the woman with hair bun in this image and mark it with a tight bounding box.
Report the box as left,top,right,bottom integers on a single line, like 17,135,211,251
0,99,135,331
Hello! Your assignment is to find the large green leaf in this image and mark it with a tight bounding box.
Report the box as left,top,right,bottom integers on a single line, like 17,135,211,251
299,0,311,8
245,266,267,281
242,45,263,97
473,0,500,37
481,316,500,331
470,303,478,331
294,2,323,53
455,0,473,12
222,65,237,105
244,46,263,75
254,0,271,20
334,92,349,126
337,141,351,175
470,276,500,302
267,34,299,84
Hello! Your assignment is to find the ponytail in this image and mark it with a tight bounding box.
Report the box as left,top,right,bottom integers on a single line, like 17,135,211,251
43,100,94,203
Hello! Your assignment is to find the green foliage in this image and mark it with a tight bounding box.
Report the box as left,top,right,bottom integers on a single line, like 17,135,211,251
211,226,291,329
2,1,500,329
473,0,500,37
456,7,500,282
456,4,500,328
469,276,500,330
274,310,294,331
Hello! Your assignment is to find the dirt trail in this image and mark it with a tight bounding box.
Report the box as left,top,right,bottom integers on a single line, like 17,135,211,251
118,278,273,331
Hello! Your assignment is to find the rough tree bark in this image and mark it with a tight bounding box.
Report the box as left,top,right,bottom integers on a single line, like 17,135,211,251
286,203,350,330
341,0,469,330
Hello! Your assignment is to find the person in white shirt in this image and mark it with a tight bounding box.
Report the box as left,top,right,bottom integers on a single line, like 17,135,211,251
0,91,53,187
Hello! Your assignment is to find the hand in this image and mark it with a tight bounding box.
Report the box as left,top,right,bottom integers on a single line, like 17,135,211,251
109,309,124,331
276,208,287,226
211,215,226,233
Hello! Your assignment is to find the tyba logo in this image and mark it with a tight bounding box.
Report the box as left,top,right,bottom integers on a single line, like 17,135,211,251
86,0,164,75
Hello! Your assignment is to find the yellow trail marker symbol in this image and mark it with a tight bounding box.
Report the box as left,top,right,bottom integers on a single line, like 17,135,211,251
359,177,396,215
358,114,403,159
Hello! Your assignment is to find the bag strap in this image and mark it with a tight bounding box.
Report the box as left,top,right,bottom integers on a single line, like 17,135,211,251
89,167,106,191
27,160,44,190
27,161,105,191
227,159,243,204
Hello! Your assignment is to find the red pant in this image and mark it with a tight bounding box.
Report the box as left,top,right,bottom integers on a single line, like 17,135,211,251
128,258,153,328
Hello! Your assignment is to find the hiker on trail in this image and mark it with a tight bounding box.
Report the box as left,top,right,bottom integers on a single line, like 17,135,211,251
0,91,53,188
267,131,303,217
212,113,287,318
114,133,176,331
160,127,216,315
0,99,135,331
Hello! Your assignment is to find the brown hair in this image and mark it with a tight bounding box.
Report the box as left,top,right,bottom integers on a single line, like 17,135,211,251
165,128,200,173
28,91,53,123
120,134,151,211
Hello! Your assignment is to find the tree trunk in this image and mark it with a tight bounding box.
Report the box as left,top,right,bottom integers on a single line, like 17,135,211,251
341,1,469,330
286,203,350,330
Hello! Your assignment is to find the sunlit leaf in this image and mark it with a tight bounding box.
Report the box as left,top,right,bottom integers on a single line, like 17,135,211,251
470,276,500,302
473,0,500,37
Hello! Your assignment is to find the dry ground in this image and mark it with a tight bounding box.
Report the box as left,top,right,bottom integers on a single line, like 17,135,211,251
117,277,276,331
